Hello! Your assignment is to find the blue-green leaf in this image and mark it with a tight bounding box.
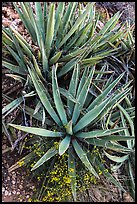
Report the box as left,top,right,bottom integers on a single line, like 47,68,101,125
59,135,71,155
31,147,58,171
52,64,68,126
9,124,64,137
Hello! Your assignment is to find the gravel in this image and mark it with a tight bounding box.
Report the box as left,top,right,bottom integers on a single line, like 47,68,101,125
96,2,135,22
2,135,34,202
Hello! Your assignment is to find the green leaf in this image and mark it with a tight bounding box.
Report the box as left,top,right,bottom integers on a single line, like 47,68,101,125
85,63,108,107
67,64,79,116
117,104,134,137
86,138,133,152
8,151,35,172
81,49,118,66
41,39,48,74
59,135,71,155
76,66,89,97
2,30,14,46
13,3,37,43
33,101,42,115
49,51,62,65
28,66,61,126
57,58,79,78
65,28,86,51
103,87,132,116
5,74,26,83
68,149,76,201
54,2,64,38
25,106,53,126
58,3,94,48
103,73,114,90
75,23,93,47
8,124,64,137
23,2,43,49
66,120,73,135
72,66,95,125
112,107,135,121
87,72,125,111
59,48,86,62
42,108,46,127
4,44,27,72
45,3,55,58
31,147,58,171
128,160,135,199
62,2,77,33
103,150,129,163
59,87,78,104
87,13,99,40
95,157,125,191
99,135,135,141
52,64,68,125
120,111,132,149
99,12,121,35
111,163,123,172
2,61,27,75
76,128,127,139
9,27,27,64
32,55,45,81
10,26,33,58
72,139,99,178
35,2,45,43
2,97,23,117
73,97,111,133
43,2,47,33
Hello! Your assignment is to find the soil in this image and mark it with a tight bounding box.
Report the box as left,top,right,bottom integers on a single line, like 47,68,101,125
2,2,135,202
2,135,35,202
96,2,135,22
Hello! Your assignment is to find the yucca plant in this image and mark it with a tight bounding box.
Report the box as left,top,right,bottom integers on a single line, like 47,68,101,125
2,2,133,82
8,63,134,201
2,90,38,147
103,93,135,200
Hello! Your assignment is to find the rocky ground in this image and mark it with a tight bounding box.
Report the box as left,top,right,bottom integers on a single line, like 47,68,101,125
96,2,135,22
2,2,135,202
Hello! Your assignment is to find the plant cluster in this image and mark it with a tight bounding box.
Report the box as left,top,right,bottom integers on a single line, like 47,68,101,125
2,2,135,201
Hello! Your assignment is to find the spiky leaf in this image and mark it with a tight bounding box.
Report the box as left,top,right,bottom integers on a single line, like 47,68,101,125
59,135,71,155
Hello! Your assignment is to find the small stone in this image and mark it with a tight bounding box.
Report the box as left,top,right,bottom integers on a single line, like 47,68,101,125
26,195,29,198
19,185,23,189
17,191,20,195
2,187,5,192
6,164,9,168
5,190,8,196
3,160,7,164
2,144,7,150
12,171,16,175
123,192,134,202
12,176,16,180
13,190,16,195
8,192,11,196
31,186,35,189
12,180,16,185
12,185,16,189
7,176,10,181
